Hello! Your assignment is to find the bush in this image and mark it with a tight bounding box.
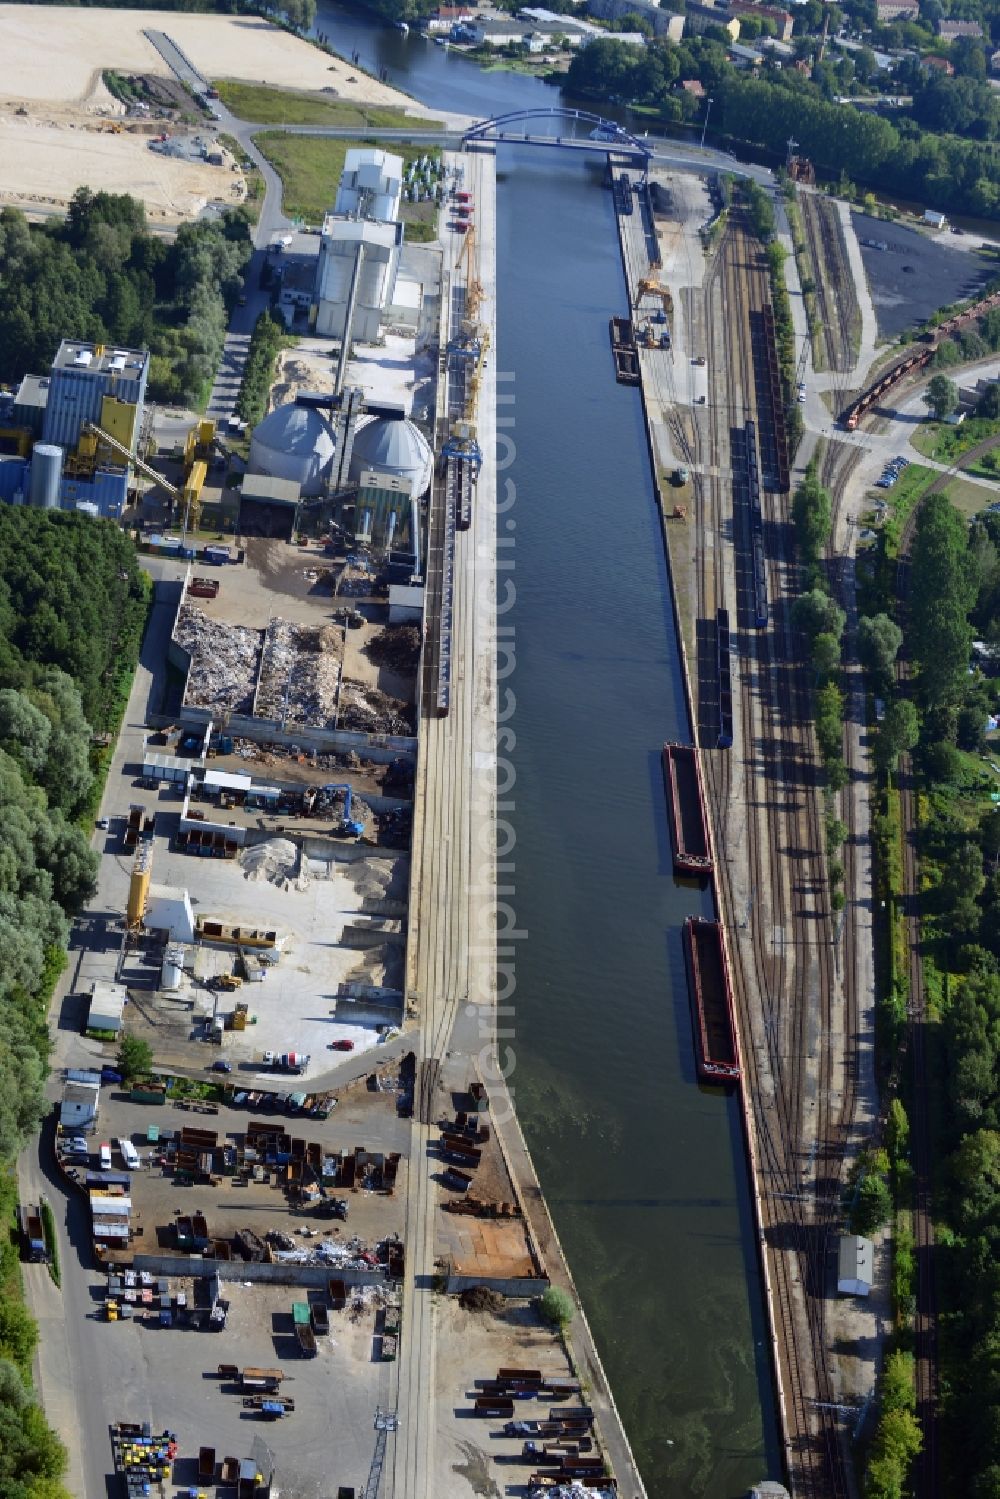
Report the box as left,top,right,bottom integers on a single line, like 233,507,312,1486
116,1035,153,1084
539,1286,575,1329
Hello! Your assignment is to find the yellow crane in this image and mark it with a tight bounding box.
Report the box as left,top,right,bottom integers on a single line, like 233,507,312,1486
454,223,484,323
633,276,673,317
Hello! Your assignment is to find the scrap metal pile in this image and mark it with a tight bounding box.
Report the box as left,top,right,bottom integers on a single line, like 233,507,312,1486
269,1232,402,1269
255,620,343,728
338,681,413,736
176,605,262,714
364,624,421,673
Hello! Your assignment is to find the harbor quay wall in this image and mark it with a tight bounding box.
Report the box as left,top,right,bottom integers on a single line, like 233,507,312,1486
609,177,791,1473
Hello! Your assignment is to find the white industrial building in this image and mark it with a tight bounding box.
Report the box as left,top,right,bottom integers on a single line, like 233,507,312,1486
88,979,128,1035
314,218,404,342
60,1072,100,1131
334,148,404,223
837,1234,874,1296
144,885,196,944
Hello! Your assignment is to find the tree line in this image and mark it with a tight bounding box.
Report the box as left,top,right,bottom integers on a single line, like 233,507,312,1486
565,34,1000,217
0,508,148,1498
0,190,252,409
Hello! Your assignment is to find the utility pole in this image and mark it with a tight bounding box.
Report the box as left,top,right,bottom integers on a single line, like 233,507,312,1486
700,97,714,151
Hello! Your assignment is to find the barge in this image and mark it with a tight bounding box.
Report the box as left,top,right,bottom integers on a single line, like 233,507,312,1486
684,917,740,1085
609,317,640,386
661,742,712,875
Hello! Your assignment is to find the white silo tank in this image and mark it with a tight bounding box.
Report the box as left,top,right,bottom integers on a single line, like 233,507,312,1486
29,444,62,509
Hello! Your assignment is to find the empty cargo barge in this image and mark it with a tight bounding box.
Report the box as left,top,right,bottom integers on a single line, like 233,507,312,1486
662,742,712,875
609,317,640,386
685,917,740,1084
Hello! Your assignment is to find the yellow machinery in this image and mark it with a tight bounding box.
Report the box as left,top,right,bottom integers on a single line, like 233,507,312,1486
182,459,207,533
183,419,217,467
0,427,32,459
454,223,484,323
126,843,153,929
465,327,490,425
633,276,673,317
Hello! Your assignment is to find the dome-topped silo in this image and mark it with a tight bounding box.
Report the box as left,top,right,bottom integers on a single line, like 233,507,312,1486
249,403,336,497
349,414,433,497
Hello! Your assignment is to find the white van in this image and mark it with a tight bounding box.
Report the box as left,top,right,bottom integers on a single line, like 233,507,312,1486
99,1143,112,1171
118,1138,141,1171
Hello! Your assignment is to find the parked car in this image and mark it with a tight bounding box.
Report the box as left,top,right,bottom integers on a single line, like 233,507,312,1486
101,1067,123,1085
65,1136,89,1155
329,1039,355,1052
211,1060,232,1074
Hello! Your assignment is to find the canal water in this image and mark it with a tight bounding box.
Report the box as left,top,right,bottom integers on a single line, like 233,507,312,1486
494,146,776,1497
310,10,779,1490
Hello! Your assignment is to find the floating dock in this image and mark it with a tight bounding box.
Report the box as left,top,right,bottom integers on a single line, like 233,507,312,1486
662,742,712,876
685,917,740,1084
609,317,640,386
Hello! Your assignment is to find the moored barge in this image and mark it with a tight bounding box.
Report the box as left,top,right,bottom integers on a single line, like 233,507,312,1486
685,917,740,1084
661,741,712,875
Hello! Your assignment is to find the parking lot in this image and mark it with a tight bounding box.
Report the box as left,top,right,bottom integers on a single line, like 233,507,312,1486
86,1278,391,1499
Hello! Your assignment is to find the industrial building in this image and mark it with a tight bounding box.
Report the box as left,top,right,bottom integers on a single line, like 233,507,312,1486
314,218,404,342
88,979,129,1036
334,147,403,223
0,340,149,519
60,1070,101,1131
837,1234,874,1297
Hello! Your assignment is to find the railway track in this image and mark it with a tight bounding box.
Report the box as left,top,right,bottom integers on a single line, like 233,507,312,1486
697,213,855,1499
799,194,859,383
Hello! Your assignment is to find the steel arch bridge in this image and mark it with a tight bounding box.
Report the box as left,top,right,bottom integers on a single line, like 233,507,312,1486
463,108,653,165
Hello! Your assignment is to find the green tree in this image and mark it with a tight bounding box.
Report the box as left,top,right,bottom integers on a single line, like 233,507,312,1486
877,699,919,772
813,631,842,679
926,373,959,420
792,589,845,644
792,465,832,566
910,494,976,710
858,613,903,688
886,1098,910,1163
539,1286,575,1329
853,1171,892,1236
116,1034,152,1083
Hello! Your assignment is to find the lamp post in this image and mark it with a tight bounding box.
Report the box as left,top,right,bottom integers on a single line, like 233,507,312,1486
700,96,714,151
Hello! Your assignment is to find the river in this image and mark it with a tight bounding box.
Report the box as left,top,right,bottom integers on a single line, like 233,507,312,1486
312,8,780,1492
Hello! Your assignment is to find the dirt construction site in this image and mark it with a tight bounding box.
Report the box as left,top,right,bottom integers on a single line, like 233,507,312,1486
0,6,419,222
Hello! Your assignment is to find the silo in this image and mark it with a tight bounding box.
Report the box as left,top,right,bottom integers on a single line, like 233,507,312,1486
28,444,62,509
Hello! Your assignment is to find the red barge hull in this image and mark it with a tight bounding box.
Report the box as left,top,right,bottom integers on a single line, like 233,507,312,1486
662,742,712,875
685,917,740,1084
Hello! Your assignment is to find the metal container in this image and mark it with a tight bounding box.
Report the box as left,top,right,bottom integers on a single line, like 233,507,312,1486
28,443,62,509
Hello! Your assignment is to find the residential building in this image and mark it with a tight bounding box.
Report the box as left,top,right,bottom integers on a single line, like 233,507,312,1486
991,46,1000,74
586,0,685,40
425,5,474,32
728,0,793,42
875,0,919,19
730,38,764,63
681,2,741,39
922,53,955,73
937,17,982,39
680,77,706,97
